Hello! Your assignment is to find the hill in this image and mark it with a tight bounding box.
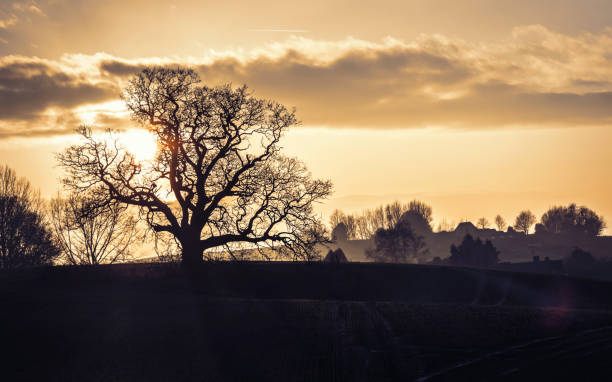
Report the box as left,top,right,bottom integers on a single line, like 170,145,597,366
2,262,612,381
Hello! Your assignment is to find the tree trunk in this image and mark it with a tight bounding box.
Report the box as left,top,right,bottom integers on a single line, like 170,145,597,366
180,237,204,267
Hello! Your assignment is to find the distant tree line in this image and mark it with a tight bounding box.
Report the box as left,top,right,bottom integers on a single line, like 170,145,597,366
1,157,608,270
328,200,607,266
333,203,605,238
329,200,433,240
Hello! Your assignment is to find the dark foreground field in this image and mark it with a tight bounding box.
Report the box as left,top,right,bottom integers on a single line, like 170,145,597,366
3,262,612,381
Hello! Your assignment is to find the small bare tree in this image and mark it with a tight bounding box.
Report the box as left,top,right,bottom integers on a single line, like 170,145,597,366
436,218,454,232
476,217,489,229
50,193,138,265
514,210,536,234
494,214,506,231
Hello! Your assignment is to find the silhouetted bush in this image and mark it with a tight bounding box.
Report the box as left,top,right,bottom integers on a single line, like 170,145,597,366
565,248,596,271
449,234,499,268
323,248,348,263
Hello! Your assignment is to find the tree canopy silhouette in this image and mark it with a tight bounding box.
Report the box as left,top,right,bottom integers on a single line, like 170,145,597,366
449,234,499,268
541,204,606,236
0,166,58,269
564,247,596,275
58,67,332,265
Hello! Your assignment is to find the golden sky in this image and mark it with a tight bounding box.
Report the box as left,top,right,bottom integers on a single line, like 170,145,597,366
1,0,611,231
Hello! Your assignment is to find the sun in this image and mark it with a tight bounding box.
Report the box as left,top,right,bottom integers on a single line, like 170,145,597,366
119,129,158,162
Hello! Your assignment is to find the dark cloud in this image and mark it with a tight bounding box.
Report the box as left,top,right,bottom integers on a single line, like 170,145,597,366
99,60,144,77
185,46,612,128
424,86,612,127
0,59,118,121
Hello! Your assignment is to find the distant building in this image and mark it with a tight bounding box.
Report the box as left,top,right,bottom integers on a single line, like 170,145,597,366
454,221,479,236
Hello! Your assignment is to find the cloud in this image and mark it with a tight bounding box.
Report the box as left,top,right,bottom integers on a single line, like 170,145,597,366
0,14,18,29
0,58,116,119
0,55,119,136
98,28,612,129
1,1,46,30
2,26,612,138
99,60,143,77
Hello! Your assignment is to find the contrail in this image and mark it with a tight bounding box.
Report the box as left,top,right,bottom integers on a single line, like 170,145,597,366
248,29,310,33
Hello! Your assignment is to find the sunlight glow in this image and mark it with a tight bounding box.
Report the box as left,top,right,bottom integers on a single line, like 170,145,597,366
119,129,158,163
72,101,128,125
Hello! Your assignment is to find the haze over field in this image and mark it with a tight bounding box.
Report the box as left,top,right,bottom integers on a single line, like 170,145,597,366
1,0,612,229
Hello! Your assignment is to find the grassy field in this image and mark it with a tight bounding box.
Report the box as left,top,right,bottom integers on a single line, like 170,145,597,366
2,262,612,381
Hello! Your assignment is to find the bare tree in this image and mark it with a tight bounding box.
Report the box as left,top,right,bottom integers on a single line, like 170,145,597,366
49,193,138,265
345,214,357,239
331,200,434,239
366,220,429,263
436,218,455,232
329,209,346,231
0,166,59,269
371,206,386,231
476,217,489,229
329,210,364,240
58,68,332,265
494,214,506,231
354,215,371,240
408,200,433,226
514,210,536,234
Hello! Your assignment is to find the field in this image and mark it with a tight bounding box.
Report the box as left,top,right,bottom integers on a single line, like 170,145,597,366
3,262,612,381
